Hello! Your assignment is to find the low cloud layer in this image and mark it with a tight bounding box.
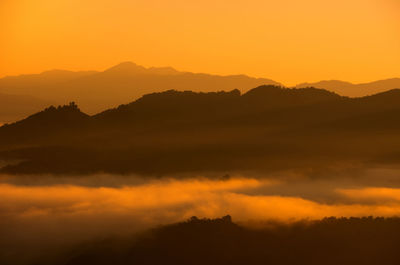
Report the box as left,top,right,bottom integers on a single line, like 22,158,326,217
2,173,400,264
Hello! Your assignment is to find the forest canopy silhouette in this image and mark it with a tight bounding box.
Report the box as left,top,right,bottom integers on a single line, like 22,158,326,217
3,213,400,265
60,215,400,265
1,85,400,175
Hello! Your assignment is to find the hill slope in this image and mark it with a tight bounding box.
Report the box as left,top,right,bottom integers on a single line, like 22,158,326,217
1,86,400,175
59,216,400,265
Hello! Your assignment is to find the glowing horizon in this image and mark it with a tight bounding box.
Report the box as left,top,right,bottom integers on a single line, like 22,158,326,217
0,0,399,86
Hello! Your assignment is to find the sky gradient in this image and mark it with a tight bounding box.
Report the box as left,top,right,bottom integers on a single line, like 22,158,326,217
0,0,399,85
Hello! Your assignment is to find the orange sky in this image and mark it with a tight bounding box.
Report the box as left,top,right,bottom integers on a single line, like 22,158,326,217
0,0,399,86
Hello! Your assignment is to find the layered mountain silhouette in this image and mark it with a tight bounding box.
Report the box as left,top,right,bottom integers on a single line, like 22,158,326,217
0,62,280,118
296,78,400,97
1,85,400,175
1,62,399,124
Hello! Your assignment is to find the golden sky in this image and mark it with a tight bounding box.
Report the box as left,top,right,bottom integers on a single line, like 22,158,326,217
0,0,399,85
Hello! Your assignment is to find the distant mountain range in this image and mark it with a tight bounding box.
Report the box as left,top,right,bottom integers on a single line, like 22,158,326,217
296,78,400,97
1,85,400,175
0,62,280,122
1,61,398,124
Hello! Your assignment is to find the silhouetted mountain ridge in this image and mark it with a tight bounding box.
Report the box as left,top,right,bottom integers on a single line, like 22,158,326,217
56,216,400,265
104,62,181,76
296,78,400,97
96,86,342,122
1,62,399,123
0,62,281,116
1,86,400,175
0,102,89,143
2,102,88,127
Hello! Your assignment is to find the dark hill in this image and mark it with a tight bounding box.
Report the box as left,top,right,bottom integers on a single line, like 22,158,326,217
1,86,400,175
95,86,342,125
242,85,340,103
0,102,90,144
54,216,400,265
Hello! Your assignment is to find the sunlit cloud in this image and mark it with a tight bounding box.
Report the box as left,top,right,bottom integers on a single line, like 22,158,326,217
2,178,400,225
3,177,400,265
337,187,400,203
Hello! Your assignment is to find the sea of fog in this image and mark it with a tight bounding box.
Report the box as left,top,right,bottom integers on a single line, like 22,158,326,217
1,168,400,264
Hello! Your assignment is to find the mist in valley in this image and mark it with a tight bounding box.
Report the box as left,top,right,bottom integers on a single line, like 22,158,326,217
2,165,400,265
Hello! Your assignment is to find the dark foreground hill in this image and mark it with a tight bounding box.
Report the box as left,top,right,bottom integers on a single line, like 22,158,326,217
33,216,400,265
1,85,400,175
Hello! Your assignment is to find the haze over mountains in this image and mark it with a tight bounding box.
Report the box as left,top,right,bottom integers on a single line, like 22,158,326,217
296,78,400,97
0,92,52,124
0,62,398,124
0,62,279,122
1,85,400,175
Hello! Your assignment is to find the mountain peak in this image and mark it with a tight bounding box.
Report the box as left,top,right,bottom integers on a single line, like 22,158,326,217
104,62,147,74
1,102,89,129
104,62,181,76
296,80,354,89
